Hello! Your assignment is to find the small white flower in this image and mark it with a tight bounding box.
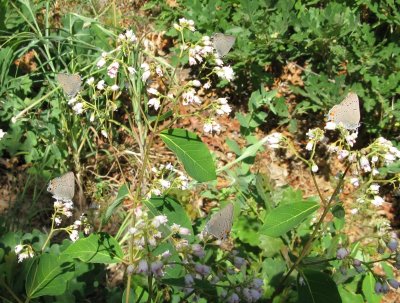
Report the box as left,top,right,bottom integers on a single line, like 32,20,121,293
350,177,359,187
14,244,23,254
125,29,137,42
350,208,359,215
203,119,221,134
67,97,77,105
141,63,151,82
152,215,168,227
372,195,384,207
203,81,211,89
97,80,106,90
86,77,95,85
97,57,106,68
371,155,379,163
191,80,201,87
111,84,119,91
160,179,171,189
325,122,337,130
148,98,160,111
101,130,108,138
384,153,396,164
338,150,349,160
265,132,283,148
214,66,235,82
70,230,79,242
72,102,84,114
152,188,162,196
107,61,120,79
306,142,314,151
155,66,163,77
311,164,319,172
147,87,159,95
1,129,8,139
360,156,371,172
128,66,137,75
369,183,380,194
372,168,380,176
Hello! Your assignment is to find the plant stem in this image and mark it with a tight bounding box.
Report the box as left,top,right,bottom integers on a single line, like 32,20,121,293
271,164,351,299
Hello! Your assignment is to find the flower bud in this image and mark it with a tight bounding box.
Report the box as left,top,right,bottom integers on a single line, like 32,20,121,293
388,279,399,289
374,281,383,294
336,248,349,260
387,238,398,252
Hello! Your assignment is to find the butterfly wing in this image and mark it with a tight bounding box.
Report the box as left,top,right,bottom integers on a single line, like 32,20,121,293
57,73,82,97
328,93,360,130
204,203,234,239
212,33,236,57
47,171,75,201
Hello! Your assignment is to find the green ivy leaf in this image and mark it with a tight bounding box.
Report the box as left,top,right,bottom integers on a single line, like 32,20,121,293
26,254,74,298
261,202,319,237
62,233,123,264
160,128,216,182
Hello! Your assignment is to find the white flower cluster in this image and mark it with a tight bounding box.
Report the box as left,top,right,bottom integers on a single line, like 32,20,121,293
265,132,284,149
14,244,34,262
149,163,190,197
305,128,325,151
174,18,196,32
0,129,6,140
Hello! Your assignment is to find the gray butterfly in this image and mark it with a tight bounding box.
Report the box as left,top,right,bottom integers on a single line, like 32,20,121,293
47,171,75,201
56,73,82,97
204,203,234,240
327,92,360,130
212,33,236,57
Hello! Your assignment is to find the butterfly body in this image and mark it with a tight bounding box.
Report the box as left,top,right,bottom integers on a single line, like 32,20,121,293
327,92,360,130
204,203,234,240
47,171,75,201
56,73,82,97
212,33,236,57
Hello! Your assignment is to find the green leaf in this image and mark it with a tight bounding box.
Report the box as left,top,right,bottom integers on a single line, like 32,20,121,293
62,233,123,264
146,196,194,240
26,254,74,298
122,288,135,303
362,273,381,303
298,270,341,303
261,202,319,237
103,184,129,224
338,285,364,303
160,128,216,182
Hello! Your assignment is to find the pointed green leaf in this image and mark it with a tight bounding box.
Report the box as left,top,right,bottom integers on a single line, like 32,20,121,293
103,184,129,224
362,273,381,303
160,128,216,182
298,270,341,303
261,202,319,237
26,254,74,298
62,233,123,264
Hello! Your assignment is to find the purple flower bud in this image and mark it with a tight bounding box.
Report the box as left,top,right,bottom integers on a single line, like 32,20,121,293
242,288,252,302
227,293,240,303
127,265,135,275
251,278,263,289
150,260,164,277
194,264,211,277
336,248,350,260
375,281,383,294
387,238,398,252
250,288,262,301
377,245,385,254
353,259,362,267
136,259,148,274
388,279,399,289
382,282,389,293
191,244,205,258
234,256,246,269
184,274,194,287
